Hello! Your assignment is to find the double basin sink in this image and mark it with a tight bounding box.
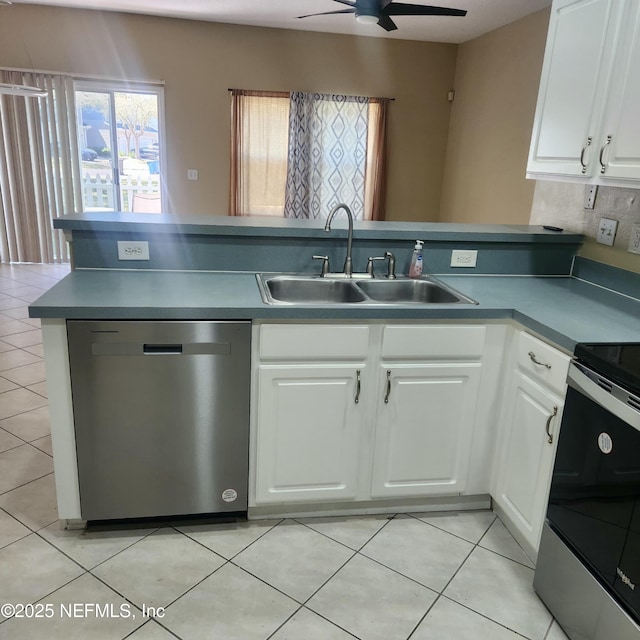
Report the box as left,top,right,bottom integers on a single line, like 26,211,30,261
257,274,478,306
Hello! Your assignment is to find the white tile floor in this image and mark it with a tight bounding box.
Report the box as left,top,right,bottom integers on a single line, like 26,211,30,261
0,263,571,640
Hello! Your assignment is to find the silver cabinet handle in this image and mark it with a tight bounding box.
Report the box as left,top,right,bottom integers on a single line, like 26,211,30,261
355,369,361,404
528,351,551,369
546,405,558,444
599,135,612,174
580,136,592,174
384,370,391,404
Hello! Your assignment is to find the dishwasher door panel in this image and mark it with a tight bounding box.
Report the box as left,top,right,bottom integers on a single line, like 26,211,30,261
67,320,251,521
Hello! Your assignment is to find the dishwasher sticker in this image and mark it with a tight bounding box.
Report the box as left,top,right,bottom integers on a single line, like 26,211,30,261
222,489,238,503
598,432,613,454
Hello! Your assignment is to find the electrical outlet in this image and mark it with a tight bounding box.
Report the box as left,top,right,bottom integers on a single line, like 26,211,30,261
451,250,478,268
596,218,618,246
584,185,598,209
187,169,199,181
117,241,150,261
629,224,640,255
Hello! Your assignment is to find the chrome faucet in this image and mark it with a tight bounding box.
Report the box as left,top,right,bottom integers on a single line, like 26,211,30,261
324,203,354,277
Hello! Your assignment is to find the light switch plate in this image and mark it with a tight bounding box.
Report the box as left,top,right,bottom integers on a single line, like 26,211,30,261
117,241,149,260
451,250,478,267
596,218,618,246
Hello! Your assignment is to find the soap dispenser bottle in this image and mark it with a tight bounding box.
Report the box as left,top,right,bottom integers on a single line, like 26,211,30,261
408,240,424,278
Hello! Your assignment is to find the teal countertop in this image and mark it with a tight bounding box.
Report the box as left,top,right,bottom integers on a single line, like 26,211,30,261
54,212,583,244
29,270,640,352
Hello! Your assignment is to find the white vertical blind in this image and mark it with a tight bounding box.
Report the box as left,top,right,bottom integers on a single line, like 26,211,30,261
0,70,80,263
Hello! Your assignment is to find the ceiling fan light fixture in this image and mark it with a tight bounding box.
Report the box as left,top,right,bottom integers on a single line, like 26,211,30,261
355,13,378,25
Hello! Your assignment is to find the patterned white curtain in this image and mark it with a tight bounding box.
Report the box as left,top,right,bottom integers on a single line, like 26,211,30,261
0,70,80,263
284,92,369,220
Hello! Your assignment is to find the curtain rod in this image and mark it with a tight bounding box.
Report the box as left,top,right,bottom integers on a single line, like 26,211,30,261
228,88,394,101
1,66,164,86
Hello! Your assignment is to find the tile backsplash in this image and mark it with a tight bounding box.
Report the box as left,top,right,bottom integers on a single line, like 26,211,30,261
529,181,640,273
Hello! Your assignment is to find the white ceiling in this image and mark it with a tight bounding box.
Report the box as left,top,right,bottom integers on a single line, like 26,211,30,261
7,0,552,43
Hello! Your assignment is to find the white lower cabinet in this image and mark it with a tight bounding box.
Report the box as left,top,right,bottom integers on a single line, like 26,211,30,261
252,322,490,507
492,330,571,558
254,365,364,503
253,323,571,557
370,363,482,498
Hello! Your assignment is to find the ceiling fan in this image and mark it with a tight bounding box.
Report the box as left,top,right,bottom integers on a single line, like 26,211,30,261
297,0,467,32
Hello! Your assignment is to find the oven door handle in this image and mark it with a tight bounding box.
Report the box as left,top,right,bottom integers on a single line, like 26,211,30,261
545,406,558,444
568,363,640,431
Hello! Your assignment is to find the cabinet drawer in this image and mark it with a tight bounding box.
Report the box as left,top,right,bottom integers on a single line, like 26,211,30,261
381,325,486,359
516,332,571,395
259,324,370,360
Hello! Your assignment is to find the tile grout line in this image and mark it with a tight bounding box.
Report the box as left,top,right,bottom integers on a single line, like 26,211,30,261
477,514,537,570
175,516,284,564
404,514,535,640
0,467,54,498
292,512,397,552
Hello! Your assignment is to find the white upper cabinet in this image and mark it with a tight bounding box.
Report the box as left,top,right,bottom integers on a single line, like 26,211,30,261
600,2,640,180
527,0,640,183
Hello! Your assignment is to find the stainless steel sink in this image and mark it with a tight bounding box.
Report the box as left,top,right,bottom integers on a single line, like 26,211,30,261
259,275,366,304
257,274,477,306
356,279,476,304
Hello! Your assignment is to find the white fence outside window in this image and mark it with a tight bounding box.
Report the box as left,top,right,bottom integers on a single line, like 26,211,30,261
82,173,161,212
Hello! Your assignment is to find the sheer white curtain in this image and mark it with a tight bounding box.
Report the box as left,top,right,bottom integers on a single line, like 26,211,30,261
229,90,290,217
0,70,81,263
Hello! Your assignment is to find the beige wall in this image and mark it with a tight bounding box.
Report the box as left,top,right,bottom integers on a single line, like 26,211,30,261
0,4,457,221
439,9,550,224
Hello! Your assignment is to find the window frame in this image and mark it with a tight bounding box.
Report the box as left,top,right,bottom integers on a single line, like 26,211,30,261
74,80,167,213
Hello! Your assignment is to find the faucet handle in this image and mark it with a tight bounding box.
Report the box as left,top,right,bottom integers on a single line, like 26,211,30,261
366,256,386,277
312,255,330,277
384,252,397,279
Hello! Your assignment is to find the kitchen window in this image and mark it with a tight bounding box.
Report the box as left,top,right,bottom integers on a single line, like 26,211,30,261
75,82,165,213
230,90,388,221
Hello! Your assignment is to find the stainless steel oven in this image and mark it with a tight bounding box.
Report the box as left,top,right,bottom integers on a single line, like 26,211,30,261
534,343,640,640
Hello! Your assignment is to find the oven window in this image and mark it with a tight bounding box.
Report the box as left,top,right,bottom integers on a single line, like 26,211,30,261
548,386,640,594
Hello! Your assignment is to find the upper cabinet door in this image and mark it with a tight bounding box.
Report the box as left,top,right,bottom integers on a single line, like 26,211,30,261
598,2,640,180
527,0,624,177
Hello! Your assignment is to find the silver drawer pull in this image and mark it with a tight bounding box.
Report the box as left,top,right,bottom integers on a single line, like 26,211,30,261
355,369,361,404
580,136,592,174
529,351,551,369
599,135,612,174
546,406,558,444
384,370,391,404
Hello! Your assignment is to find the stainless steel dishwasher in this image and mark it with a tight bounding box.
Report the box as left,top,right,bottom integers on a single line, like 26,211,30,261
67,320,251,521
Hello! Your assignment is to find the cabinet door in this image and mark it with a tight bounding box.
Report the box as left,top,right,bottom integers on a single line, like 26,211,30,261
254,365,363,504
599,2,640,180
370,363,482,498
493,371,564,553
527,0,624,177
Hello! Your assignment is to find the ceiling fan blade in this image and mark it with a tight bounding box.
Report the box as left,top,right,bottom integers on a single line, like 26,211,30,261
377,15,398,31
297,8,355,19
332,0,357,6
383,3,467,17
